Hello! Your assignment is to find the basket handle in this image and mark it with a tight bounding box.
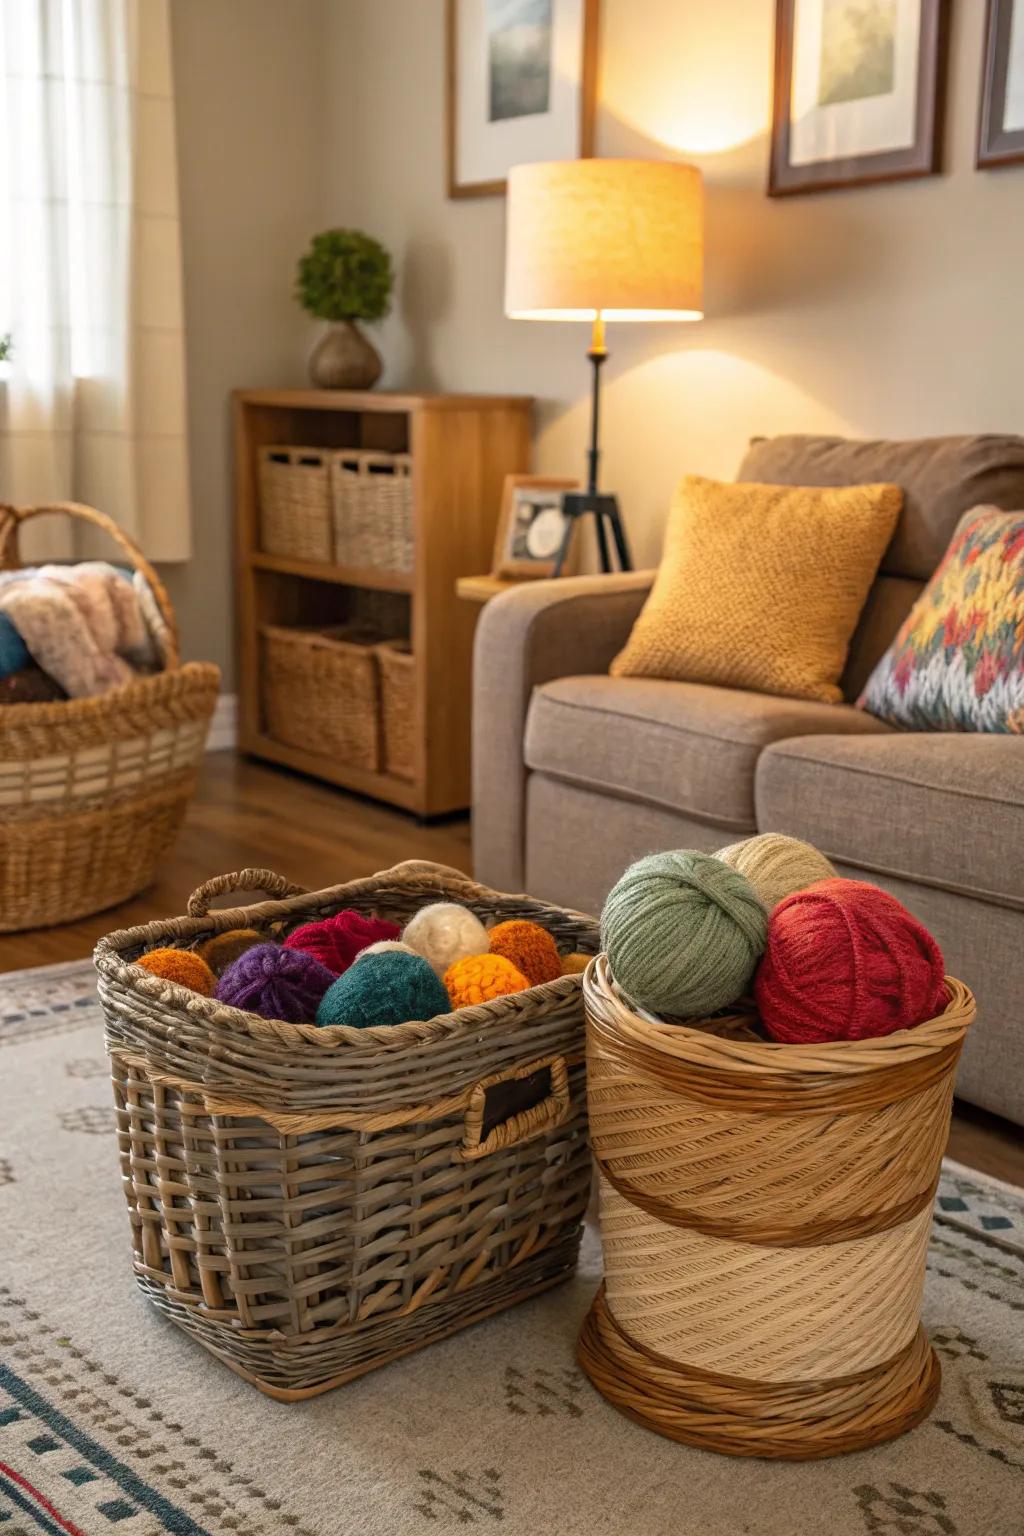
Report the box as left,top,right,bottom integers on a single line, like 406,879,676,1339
187,868,308,918
457,1055,571,1161
388,859,474,885
0,501,180,666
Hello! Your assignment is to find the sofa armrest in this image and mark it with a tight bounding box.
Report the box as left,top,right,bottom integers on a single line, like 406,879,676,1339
472,571,654,891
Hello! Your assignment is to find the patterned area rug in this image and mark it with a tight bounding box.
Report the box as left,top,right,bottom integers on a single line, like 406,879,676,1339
1,959,1022,1536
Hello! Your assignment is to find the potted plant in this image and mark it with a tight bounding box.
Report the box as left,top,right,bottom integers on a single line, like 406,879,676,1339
0,334,11,365
295,229,393,390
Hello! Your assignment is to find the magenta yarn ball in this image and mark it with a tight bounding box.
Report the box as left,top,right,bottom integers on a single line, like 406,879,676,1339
215,943,335,1023
283,909,401,976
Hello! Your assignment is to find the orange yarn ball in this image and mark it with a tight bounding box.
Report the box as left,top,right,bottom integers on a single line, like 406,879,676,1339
488,919,561,986
445,953,530,1008
136,947,216,996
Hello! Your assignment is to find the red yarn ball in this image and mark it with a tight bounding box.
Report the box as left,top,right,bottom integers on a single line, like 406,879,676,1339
283,909,400,976
755,878,945,1043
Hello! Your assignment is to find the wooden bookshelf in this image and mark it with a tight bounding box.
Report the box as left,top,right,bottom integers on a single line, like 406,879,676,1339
234,388,532,816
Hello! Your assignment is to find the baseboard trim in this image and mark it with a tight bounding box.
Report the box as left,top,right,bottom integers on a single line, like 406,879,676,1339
207,693,238,753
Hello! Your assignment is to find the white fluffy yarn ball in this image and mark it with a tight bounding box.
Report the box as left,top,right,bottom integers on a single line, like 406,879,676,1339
402,902,489,977
356,939,418,962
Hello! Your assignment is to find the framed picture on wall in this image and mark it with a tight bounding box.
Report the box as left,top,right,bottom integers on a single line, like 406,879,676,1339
492,475,580,578
978,0,1024,167
446,0,598,199
768,0,948,195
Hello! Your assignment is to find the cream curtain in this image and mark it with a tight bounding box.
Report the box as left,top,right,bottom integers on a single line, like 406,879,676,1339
0,0,191,561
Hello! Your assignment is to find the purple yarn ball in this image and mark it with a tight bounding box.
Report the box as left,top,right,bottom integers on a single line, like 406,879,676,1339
215,942,335,1024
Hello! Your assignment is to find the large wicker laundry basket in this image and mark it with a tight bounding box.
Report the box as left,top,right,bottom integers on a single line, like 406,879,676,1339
95,861,597,1400
0,502,219,932
577,954,975,1460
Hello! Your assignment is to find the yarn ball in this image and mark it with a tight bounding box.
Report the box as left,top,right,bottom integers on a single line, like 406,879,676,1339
197,928,263,976
488,919,561,986
755,878,946,1044
601,849,767,1018
402,902,490,977
0,613,29,679
137,947,216,997
717,832,837,912
216,943,335,1023
283,909,401,976
316,950,450,1029
356,940,418,961
444,953,530,1009
560,952,591,976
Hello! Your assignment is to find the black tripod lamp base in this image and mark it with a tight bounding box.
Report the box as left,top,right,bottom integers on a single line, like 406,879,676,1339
555,491,632,577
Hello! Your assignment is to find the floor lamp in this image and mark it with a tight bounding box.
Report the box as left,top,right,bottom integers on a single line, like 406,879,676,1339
505,158,704,575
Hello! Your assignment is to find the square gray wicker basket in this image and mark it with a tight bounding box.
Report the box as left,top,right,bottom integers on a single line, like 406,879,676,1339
94,860,597,1400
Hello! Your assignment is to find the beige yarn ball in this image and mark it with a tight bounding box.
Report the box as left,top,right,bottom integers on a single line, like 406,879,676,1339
356,940,418,962
716,833,836,912
402,902,490,977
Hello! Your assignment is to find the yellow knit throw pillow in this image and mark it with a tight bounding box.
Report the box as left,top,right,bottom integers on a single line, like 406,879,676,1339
611,475,902,704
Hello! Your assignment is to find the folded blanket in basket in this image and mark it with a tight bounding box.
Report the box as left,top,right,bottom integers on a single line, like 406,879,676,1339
0,561,157,698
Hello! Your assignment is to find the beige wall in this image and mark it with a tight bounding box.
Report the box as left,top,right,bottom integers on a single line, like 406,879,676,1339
324,0,1024,570
162,0,327,685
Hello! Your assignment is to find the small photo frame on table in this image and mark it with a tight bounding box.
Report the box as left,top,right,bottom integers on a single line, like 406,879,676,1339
978,0,1024,168
446,0,598,198
492,475,580,579
768,0,947,196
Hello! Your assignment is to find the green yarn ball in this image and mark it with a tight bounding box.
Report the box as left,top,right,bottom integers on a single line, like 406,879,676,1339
601,849,768,1018
315,949,450,1029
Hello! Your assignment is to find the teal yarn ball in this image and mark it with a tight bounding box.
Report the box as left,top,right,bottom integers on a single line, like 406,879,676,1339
601,849,768,1018
315,949,450,1029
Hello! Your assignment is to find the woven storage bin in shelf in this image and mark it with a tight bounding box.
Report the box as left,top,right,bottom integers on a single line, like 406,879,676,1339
261,623,381,771
376,638,415,780
95,861,597,1400
331,450,413,572
0,501,219,932
258,445,333,564
577,954,976,1460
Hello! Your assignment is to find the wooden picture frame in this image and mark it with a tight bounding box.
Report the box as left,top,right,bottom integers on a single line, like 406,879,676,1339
768,0,947,196
978,0,1024,168
492,474,580,579
446,0,599,199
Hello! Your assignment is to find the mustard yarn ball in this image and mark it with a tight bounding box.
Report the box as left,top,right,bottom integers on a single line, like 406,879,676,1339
403,902,490,977
601,849,767,1018
444,953,530,1008
561,952,590,976
196,928,263,977
136,947,216,997
488,919,561,986
716,832,837,912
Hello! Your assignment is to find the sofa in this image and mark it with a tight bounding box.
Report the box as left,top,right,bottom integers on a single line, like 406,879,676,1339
473,433,1024,1128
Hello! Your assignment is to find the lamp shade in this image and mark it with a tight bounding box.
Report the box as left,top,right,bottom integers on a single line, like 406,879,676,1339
505,158,703,323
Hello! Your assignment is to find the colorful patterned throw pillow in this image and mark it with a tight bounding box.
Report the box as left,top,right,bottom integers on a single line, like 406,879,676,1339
859,506,1024,732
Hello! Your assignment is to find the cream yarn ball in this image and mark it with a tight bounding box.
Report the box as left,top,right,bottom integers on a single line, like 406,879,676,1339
402,902,490,977
356,940,418,962
716,832,836,912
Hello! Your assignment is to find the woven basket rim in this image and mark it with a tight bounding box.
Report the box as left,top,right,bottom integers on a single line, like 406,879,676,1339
94,861,599,1052
0,659,220,726
584,953,974,1079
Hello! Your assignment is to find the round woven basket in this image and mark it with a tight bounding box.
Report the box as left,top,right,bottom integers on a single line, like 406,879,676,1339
576,954,975,1460
0,501,219,931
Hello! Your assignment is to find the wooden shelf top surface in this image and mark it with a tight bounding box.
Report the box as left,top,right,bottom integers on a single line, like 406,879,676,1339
234,387,533,413
250,551,413,593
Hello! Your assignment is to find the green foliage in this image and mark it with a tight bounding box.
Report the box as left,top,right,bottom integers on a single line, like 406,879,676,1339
295,229,393,323
0,333,11,363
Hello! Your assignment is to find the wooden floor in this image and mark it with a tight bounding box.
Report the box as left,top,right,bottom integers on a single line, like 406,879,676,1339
2,751,1020,1189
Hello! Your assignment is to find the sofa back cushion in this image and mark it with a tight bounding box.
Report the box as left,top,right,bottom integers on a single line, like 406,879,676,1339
737,433,1024,700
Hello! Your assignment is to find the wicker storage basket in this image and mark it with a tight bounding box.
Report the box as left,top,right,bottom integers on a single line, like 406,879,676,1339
258,445,333,564
0,502,220,933
261,623,381,770
376,638,415,780
331,450,413,572
577,954,976,1460
95,861,597,1400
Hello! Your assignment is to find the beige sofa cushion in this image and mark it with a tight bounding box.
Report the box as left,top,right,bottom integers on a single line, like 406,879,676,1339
756,733,1024,907
524,675,891,829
